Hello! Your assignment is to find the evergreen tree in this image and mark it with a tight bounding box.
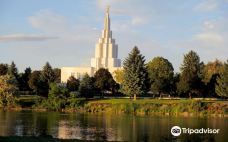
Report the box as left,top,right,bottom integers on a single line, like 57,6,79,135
18,67,32,91
122,46,149,98
177,50,204,98
147,57,174,97
215,61,228,97
28,71,41,94
28,71,48,95
41,62,55,83
66,76,80,91
8,61,18,78
53,68,61,83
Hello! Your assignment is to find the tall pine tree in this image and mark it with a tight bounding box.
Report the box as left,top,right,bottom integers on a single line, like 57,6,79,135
122,46,149,98
177,50,204,98
41,62,55,83
215,61,228,97
8,61,18,78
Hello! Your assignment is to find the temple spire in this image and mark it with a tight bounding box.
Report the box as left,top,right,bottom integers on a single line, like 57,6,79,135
104,6,110,33
106,5,110,14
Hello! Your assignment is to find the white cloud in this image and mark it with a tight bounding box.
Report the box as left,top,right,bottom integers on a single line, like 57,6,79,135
0,34,57,42
203,21,215,29
195,32,223,44
28,9,68,33
131,17,147,26
195,0,219,12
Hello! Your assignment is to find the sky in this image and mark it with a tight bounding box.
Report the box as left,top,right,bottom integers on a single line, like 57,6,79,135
0,0,228,72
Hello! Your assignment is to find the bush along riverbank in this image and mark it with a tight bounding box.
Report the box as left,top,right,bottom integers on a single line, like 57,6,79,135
82,99,228,117
29,97,228,117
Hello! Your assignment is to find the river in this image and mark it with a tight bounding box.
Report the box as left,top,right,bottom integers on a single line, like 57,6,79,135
0,111,227,142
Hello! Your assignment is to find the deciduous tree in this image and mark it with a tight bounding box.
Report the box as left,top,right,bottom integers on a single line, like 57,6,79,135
94,68,117,95
66,76,80,92
215,61,228,97
0,64,8,76
147,57,174,97
79,73,96,98
0,75,18,107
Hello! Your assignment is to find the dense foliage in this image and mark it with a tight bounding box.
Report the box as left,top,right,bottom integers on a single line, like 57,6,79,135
67,76,80,92
0,47,227,109
0,75,18,107
177,51,204,98
94,68,118,95
216,61,228,97
122,46,149,97
79,73,96,98
147,57,174,97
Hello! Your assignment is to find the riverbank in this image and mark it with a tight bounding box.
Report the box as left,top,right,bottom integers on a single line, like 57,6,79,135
80,99,228,117
10,96,228,117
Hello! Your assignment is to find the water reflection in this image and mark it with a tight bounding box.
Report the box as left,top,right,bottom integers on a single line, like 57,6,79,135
0,111,227,142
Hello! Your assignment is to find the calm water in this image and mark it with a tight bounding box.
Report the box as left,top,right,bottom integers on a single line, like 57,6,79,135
0,111,227,142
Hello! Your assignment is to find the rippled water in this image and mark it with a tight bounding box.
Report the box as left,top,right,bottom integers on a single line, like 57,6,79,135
0,111,227,142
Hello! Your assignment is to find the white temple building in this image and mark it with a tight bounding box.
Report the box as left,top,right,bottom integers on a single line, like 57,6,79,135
61,7,121,83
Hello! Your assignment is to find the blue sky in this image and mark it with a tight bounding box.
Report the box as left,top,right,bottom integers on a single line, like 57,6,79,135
0,0,228,72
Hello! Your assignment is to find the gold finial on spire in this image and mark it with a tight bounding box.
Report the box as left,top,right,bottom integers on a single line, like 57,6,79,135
106,5,110,14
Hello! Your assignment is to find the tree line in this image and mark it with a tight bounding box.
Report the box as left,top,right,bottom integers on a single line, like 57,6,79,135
0,46,227,106
120,47,228,98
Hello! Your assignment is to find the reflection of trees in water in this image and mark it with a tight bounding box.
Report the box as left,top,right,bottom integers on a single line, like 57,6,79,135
0,112,227,142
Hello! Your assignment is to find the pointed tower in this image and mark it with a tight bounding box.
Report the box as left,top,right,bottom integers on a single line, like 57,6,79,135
91,6,121,71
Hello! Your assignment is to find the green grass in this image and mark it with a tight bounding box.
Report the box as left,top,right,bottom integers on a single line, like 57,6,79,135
84,99,228,116
13,96,228,116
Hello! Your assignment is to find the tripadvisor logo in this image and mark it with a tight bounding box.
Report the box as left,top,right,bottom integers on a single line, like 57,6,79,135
171,126,181,136
171,126,220,136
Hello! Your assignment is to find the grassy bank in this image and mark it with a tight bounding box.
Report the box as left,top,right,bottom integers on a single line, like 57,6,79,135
83,99,228,116
11,96,228,116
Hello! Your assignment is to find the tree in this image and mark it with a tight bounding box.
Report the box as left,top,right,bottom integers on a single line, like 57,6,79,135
94,68,117,95
53,68,61,83
122,46,149,98
7,61,18,78
41,62,55,83
28,71,47,95
147,57,174,97
215,61,228,97
79,73,96,98
66,76,80,92
49,83,69,98
202,60,224,97
202,59,223,84
113,69,124,84
47,83,69,110
18,67,32,91
0,75,18,107
177,50,204,98
0,64,8,76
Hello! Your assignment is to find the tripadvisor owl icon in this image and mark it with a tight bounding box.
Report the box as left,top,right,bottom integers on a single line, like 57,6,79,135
171,126,181,136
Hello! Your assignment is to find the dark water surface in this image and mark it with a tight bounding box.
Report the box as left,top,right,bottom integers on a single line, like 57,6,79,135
0,111,227,142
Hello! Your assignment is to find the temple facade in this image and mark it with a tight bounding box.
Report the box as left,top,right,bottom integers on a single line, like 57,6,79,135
61,7,121,83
